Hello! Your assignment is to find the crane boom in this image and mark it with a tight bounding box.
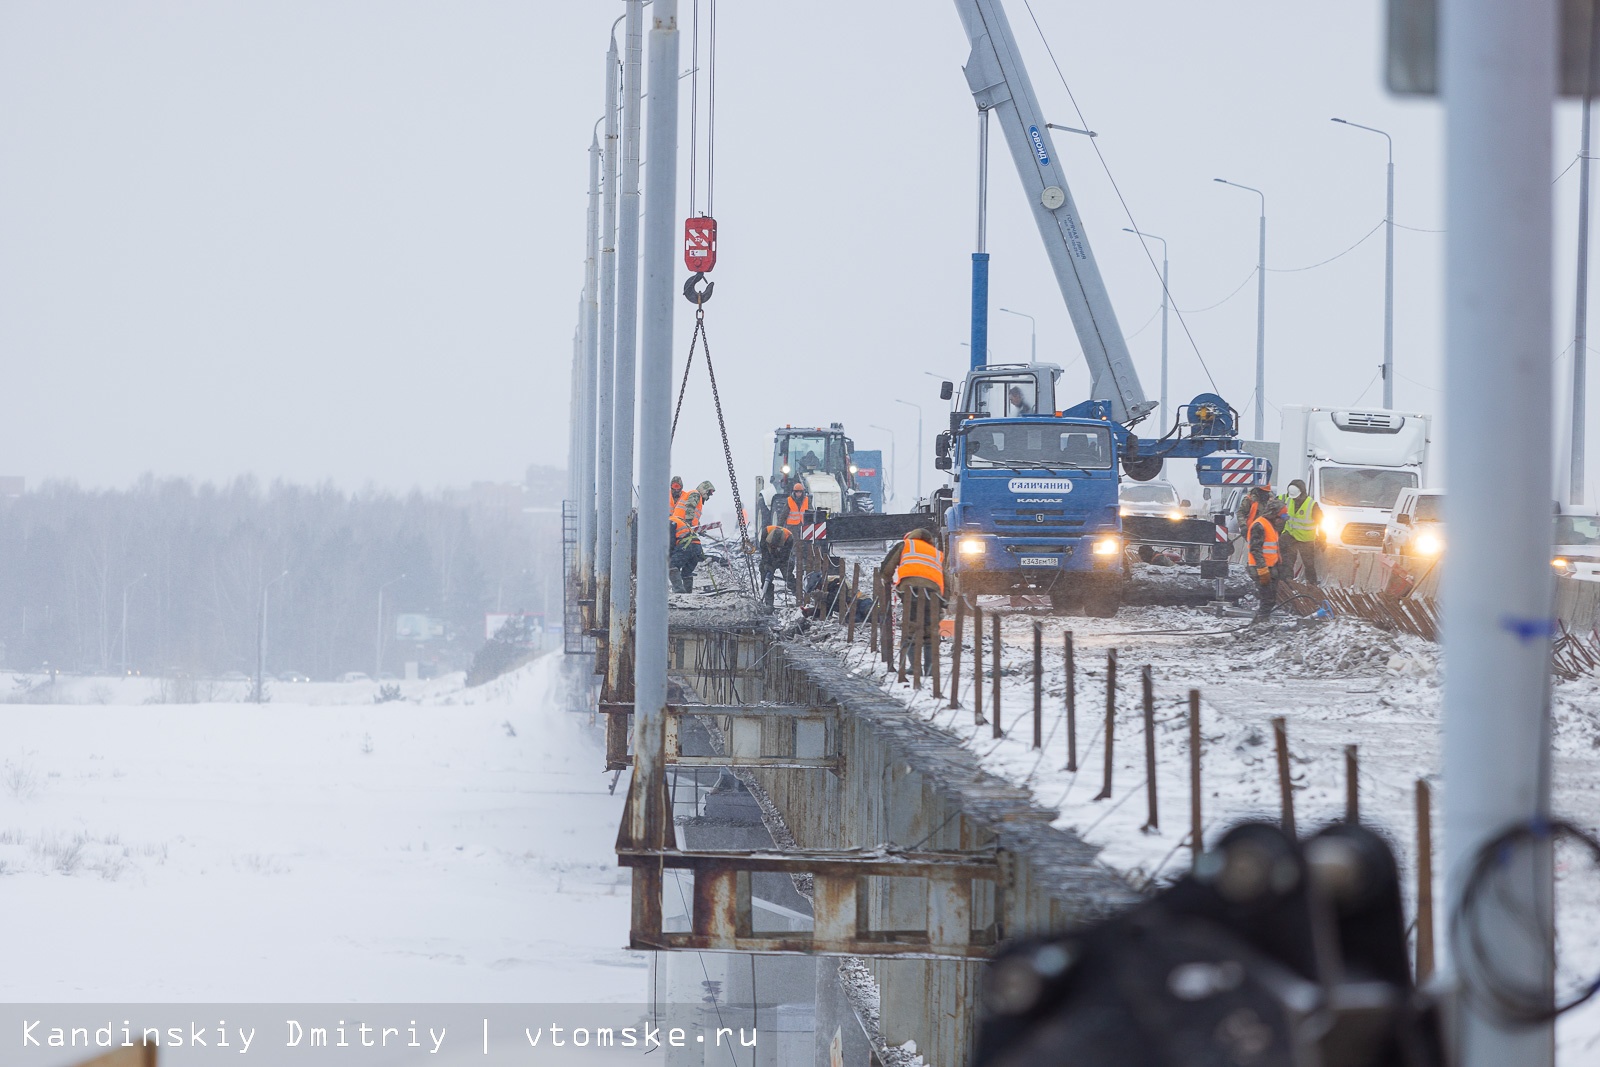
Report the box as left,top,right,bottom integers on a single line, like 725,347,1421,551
953,0,1152,425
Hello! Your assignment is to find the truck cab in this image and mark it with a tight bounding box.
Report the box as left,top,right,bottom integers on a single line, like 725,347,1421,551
1278,406,1432,551
937,364,1127,615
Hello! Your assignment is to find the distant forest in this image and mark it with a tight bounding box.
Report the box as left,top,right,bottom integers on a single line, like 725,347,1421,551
0,466,566,680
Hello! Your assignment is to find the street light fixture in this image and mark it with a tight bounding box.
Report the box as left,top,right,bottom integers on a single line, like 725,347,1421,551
375,574,407,681
894,399,924,502
1332,117,1396,410
997,307,1036,364
868,423,897,506
1122,227,1170,429
256,569,288,703
1214,178,1268,439
119,573,147,676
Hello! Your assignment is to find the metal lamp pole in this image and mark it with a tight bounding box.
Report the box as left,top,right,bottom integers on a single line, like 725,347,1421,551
894,399,923,502
869,423,897,506
256,570,287,703
1122,227,1169,428
1332,118,1395,409
1215,178,1267,439
374,574,406,680
997,307,1036,363
119,573,147,676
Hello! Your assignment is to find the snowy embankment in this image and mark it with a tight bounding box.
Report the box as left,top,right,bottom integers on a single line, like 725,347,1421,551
804,576,1600,1064
0,653,645,1002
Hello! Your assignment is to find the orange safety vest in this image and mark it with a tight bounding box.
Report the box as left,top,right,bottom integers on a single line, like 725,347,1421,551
1248,515,1280,568
894,536,946,593
785,493,809,526
671,495,699,543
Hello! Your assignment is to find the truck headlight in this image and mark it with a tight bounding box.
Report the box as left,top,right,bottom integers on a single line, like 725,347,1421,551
1413,531,1443,557
1321,514,1343,540
1553,557,1573,576
1166,509,1183,521
958,536,986,556
1118,506,1129,516
781,464,791,475
849,464,858,474
1092,536,1120,557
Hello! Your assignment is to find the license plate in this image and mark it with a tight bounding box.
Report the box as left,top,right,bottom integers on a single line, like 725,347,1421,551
1019,556,1058,567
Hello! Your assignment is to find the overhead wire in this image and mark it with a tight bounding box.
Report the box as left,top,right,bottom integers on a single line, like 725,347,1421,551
1019,0,1219,393
1175,269,1258,314
1266,220,1384,273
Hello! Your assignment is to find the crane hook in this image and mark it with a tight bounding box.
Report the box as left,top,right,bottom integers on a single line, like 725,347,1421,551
683,272,715,305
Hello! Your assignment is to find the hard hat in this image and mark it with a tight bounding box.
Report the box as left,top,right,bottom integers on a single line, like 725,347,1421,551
793,482,804,493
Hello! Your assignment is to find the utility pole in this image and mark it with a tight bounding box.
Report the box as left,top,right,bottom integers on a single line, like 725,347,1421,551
608,0,645,694
1442,2,1556,1064
1123,228,1169,428
1332,118,1396,409
119,573,147,676
970,106,990,371
894,399,923,502
1215,179,1267,438
629,0,678,851
1573,10,1600,504
375,574,405,681
256,570,286,703
998,307,1036,364
594,25,624,627
579,130,601,596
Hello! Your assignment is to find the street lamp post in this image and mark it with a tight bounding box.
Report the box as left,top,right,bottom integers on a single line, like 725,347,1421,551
1214,178,1267,438
256,570,288,703
868,423,897,506
1122,228,1169,428
1332,118,1396,410
119,573,147,676
997,307,1036,363
375,574,407,681
894,399,924,503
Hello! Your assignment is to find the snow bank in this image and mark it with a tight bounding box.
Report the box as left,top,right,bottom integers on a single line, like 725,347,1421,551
0,653,644,1002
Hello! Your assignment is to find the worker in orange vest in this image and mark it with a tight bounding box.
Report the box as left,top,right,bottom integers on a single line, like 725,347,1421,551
669,482,715,592
1247,499,1284,620
878,528,945,673
783,481,810,527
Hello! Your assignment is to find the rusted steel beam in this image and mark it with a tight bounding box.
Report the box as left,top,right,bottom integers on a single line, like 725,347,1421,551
616,847,998,879
610,754,840,770
635,932,995,960
599,702,833,718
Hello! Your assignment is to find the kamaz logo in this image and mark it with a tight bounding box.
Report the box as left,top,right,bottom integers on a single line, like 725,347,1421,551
1028,125,1050,166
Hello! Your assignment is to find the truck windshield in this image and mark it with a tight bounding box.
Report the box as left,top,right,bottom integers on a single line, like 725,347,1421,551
1556,514,1600,546
777,434,830,478
1319,467,1417,509
966,425,1111,470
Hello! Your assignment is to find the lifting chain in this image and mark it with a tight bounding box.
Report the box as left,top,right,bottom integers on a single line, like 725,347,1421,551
670,298,758,596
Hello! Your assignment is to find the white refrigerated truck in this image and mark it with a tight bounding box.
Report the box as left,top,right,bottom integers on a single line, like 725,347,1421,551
1277,406,1433,551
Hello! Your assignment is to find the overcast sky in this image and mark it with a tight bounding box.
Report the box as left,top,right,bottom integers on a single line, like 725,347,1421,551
0,2,1589,500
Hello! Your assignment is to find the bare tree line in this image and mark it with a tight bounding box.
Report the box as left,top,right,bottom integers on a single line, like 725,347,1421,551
0,469,564,680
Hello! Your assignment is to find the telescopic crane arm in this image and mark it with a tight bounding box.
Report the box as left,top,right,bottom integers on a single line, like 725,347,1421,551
953,0,1153,426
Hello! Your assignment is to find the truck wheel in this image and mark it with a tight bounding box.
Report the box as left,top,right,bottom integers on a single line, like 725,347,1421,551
1048,590,1079,614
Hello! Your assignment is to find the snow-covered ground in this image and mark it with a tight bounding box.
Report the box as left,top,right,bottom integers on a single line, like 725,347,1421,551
804,573,1600,1064
0,653,646,1003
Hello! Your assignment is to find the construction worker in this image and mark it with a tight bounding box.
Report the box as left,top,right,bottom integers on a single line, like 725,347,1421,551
1236,483,1274,533
1279,478,1322,585
878,527,945,672
1247,498,1284,620
784,481,809,527
669,481,715,592
759,524,796,600
1007,385,1035,415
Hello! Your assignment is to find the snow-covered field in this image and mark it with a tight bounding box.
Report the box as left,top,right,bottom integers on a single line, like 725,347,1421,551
0,653,646,1003
804,575,1600,1064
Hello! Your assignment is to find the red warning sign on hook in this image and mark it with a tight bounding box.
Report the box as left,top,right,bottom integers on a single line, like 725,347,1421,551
684,217,717,273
